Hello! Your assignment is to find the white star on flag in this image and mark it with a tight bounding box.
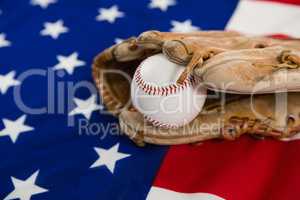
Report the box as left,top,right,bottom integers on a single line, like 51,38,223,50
69,94,103,120
30,0,57,9
90,143,131,173
170,20,200,32
0,33,11,48
4,170,48,200
0,71,20,94
0,115,34,143
53,52,85,74
40,20,69,39
149,0,176,11
96,5,124,23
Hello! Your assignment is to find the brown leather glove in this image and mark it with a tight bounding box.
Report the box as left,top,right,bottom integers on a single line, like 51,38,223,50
93,30,300,146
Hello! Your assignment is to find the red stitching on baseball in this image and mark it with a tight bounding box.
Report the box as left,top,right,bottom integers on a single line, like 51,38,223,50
144,115,179,129
134,63,199,96
133,61,202,128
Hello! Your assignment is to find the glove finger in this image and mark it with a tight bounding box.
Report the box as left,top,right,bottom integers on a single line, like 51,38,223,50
195,46,300,94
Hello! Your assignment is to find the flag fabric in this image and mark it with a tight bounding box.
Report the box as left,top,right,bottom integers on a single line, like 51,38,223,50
0,0,300,200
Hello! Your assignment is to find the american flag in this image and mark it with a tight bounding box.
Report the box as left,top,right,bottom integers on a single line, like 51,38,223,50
0,0,300,199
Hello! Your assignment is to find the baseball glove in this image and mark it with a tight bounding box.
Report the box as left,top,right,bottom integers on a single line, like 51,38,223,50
92,30,300,146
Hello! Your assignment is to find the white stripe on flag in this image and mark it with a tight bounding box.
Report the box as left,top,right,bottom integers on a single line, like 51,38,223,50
146,187,225,200
226,0,300,37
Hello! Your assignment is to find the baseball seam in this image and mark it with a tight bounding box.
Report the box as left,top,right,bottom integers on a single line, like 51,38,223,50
134,63,201,129
144,115,180,129
134,64,198,96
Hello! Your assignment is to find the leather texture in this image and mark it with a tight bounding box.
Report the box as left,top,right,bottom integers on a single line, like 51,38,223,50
92,30,300,146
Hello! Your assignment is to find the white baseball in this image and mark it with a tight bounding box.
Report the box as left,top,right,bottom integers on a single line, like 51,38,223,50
131,54,207,128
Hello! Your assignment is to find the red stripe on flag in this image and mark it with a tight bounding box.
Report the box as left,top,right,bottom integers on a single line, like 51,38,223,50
260,0,300,6
153,136,300,200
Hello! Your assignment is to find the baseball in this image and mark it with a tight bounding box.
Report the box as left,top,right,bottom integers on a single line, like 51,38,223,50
131,54,207,128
